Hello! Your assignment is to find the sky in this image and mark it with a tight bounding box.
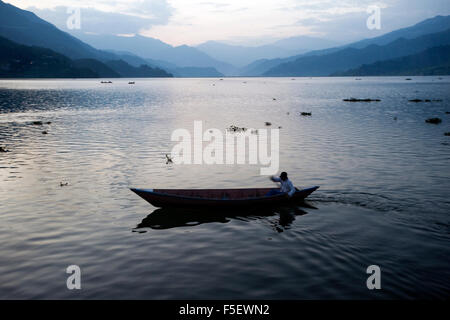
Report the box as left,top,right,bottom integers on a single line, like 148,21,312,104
5,0,450,46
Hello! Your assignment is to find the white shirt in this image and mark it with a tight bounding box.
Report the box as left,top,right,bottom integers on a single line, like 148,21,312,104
272,177,296,197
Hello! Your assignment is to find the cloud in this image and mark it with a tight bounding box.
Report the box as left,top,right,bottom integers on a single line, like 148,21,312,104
290,0,450,43
138,0,392,45
6,0,449,45
199,2,231,9
25,0,174,35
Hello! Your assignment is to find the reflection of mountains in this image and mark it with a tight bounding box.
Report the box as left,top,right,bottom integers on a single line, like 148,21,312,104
133,203,316,232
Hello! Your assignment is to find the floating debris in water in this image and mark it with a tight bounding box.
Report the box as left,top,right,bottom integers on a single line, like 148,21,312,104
60,182,69,187
273,98,277,101
425,118,442,124
394,117,398,121
46,121,52,124
0,146,8,153
101,81,113,84
300,112,312,116
128,82,135,84
446,112,450,114
132,229,147,233
405,78,412,80
32,121,43,125
42,131,48,134
408,99,441,103
265,122,272,126
343,98,380,102
227,125,247,133
286,112,290,115
278,126,282,129
444,132,450,136
165,154,173,164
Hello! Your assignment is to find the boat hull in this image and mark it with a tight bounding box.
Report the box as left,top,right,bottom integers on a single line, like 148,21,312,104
130,186,319,209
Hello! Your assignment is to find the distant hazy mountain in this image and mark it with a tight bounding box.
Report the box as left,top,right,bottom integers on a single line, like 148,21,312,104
104,60,172,78
334,45,450,76
141,58,220,77
73,33,171,59
0,0,115,61
196,37,339,67
170,67,223,78
240,15,450,76
237,57,298,76
0,36,97,78
272,36,340,53
195,41,290,67
72,33,236,76
264,28,450,76
105,50,151,68
106,53,223,77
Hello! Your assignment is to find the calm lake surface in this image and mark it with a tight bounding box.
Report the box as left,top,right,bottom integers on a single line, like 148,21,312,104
0,77,449,299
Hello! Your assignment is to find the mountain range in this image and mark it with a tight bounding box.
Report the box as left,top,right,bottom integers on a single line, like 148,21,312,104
265,28,450,76
334,45,450,76
73,32,339,75
71,32,235,76
239,15,450,76
0,36,98,78
195,36,339,67
0,0,449,78
0,35,172,78
0,1,112,61
0,1,171,78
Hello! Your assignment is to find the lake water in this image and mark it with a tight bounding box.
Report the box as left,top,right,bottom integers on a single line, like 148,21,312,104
0,77,449,299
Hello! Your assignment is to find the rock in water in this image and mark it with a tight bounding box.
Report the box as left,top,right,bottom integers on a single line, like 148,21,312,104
425,118,442,124
343,98,380,102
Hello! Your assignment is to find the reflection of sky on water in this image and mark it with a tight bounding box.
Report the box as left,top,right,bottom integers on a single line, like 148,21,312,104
0,77,449,299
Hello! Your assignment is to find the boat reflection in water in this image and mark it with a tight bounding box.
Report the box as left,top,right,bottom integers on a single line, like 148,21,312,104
133,201,317,233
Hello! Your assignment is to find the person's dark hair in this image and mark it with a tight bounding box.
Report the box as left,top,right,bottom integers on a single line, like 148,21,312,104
280,172,288,181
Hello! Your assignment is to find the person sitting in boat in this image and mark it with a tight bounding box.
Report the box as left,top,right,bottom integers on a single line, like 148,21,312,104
268,172,296,197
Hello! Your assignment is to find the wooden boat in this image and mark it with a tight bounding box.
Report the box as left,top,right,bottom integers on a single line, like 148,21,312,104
130,186,319,209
